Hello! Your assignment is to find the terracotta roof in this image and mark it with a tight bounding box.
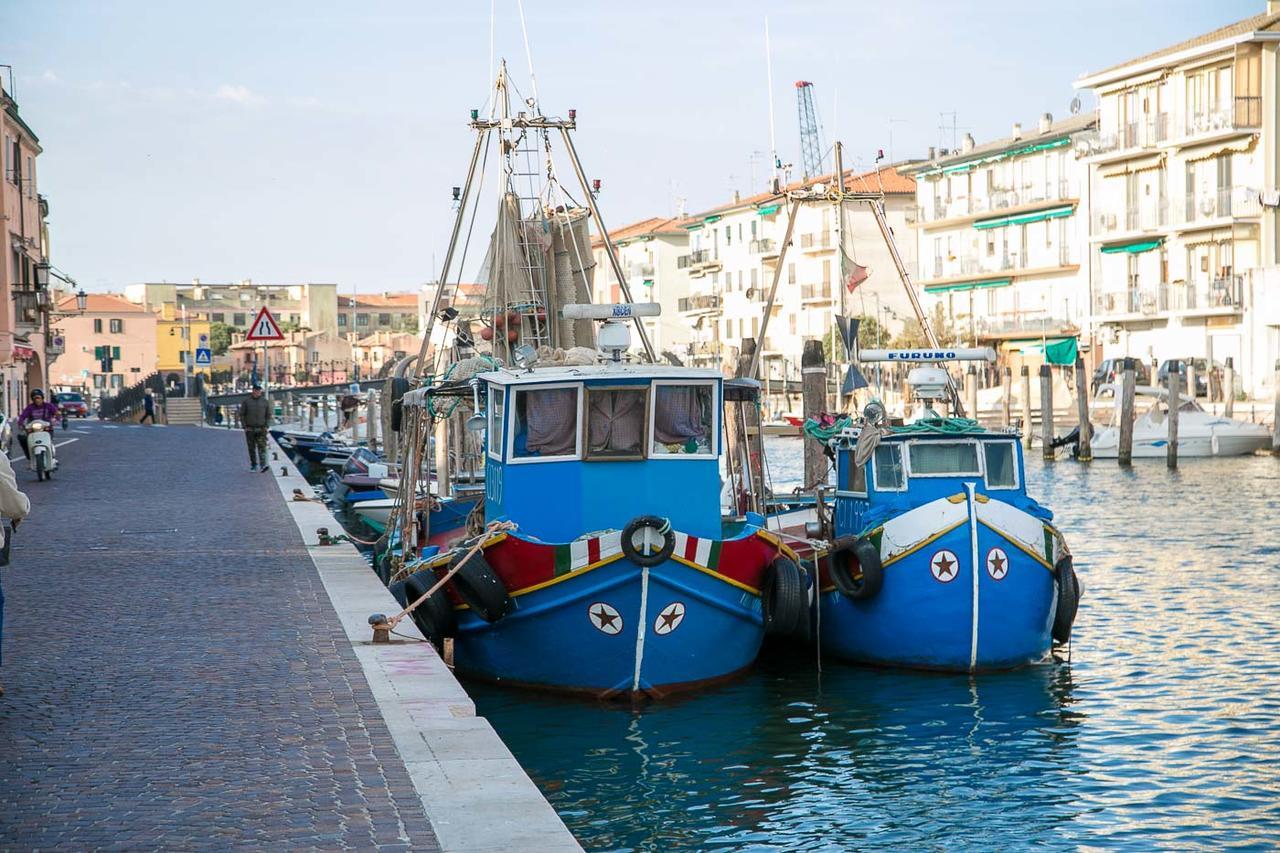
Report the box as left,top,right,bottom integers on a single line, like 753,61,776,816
339,293,419,309
689,165,917,220
591,216,696,248
60,293,150,314
902,112,1098,175
1080,10,1280,83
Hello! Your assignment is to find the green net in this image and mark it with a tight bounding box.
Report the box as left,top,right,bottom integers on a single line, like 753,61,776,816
891,417,985,435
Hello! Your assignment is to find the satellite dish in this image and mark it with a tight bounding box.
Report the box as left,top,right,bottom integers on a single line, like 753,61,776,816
1070,96,1082,115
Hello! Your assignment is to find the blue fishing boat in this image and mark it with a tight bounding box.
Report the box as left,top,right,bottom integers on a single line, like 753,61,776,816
811,350,1080,671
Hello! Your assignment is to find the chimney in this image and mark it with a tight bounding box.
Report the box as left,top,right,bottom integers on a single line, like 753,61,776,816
1039,112,1053,133
928,146,937,160
1011,122,1023,140
962,133,976,154
732,190,741,204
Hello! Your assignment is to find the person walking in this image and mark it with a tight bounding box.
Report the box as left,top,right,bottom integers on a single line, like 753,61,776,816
0,451,32,696
140,389,156,425
237,384,272,472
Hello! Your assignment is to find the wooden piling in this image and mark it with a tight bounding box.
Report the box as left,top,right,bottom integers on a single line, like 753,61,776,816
1039,364,1054,461
1001,366,1012,427
965,365,978,424
1020,366,1033,450
435,415,452,498
1074,357,1092,461
1273,359,1280,456
1167,360,1181,469
1224,357,1235,418
1119,357,1136,466
1185,360,1197,402
802,339,827,491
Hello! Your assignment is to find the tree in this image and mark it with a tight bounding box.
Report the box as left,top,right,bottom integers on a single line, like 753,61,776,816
401,314,419,335
890,304,962,349
209,322,234,355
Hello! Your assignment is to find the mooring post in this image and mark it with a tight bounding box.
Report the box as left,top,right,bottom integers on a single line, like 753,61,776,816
1273,359,1280,456
1119,357,1136,466
1185,360,1197,402
739,338,766,513
965,365,978,424
1167,360,1181,469
802,339,827,491
435,415,452,498
1001,366,1012,427
368,394,380,452
1039,364,1054,461
1074,357,1092,461
1224,357,1236,418
1020,365,1033,450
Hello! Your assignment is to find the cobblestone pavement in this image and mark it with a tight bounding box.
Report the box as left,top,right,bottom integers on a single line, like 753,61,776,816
0,422,440,849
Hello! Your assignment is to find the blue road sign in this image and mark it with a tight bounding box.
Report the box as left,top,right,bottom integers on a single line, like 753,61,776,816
195,347,213,365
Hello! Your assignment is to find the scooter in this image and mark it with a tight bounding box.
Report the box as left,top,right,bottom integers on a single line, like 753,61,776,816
26,419,58,481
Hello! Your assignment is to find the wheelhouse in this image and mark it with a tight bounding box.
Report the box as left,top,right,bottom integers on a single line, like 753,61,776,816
480,366,724,542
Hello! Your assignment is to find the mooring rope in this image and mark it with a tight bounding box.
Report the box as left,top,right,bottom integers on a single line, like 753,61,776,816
384,520,516,630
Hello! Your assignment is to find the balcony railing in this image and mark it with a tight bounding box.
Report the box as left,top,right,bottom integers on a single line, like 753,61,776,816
1093,200,1169,235
799,231,833,250
677,249,715,269
678,294,720,313
1179,186,1261,224
1162,276,1244,312
1186,108,1243,137
974,313,1074,337
800,283,830,301
627,262,655,278
1094,288,1160,316
749,238,776,255
917,179,1075,224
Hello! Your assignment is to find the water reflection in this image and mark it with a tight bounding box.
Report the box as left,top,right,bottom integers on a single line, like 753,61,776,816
473,448,1280,849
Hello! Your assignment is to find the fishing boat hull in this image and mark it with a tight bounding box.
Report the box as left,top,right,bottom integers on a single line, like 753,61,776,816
819,488,1064,671
358,495,478,546
426,526,781,697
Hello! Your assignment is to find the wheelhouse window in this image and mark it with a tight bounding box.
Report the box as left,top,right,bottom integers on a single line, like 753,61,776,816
872,444,905,490
511,385,580,460
984,442,1018,489
908,442,980,476
843,459,867,495
651,382,714,457
585,386,648,461
487,387,505,460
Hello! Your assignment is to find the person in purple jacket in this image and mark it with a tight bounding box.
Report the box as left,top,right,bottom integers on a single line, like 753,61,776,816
15,389,61,461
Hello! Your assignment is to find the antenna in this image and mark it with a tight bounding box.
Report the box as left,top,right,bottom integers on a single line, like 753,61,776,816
765,17,778,191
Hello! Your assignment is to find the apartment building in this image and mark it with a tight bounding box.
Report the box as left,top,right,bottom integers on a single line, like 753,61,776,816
903,113,1097,367
125,280,340,337
590,216,692,357
154,304,212,383
2,77,51,415
675,167,918,376
352,331,420,376
1075,2,1280,394
338,293,419,337
227,330,351,385
50,294,157,394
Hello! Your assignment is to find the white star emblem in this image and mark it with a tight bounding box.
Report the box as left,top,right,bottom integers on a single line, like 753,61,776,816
588,602,623,635
653,602,686,635
930,549,959,583
986,548,1009,581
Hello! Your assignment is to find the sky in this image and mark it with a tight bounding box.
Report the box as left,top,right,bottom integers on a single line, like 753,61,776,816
0,0,1265,293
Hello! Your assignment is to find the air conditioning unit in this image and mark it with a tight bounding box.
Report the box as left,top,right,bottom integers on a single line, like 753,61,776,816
1199,197,1216,216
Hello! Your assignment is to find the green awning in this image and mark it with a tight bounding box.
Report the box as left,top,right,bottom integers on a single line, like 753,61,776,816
924,277,1012,293
685,222,703,231
1100,238,1164,254
756,204,780,216
642,279,654,288
928,136,1072,177
704,214,722,224
1019,337,1079,366
974,204,1075,230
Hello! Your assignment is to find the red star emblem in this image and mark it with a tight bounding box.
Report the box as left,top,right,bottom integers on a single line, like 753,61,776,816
934,554,955,577
930,550,960,583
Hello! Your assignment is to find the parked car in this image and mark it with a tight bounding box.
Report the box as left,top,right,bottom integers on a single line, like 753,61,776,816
1157,358,1241,398
54,391,89,418
1091,358,1151,396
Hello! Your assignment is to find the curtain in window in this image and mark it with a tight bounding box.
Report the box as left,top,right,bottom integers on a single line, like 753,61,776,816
653,386,709,444
524,388,577,455
589,390,645,453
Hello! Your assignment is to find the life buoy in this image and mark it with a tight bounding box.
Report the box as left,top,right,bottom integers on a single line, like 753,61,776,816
1052,556,1080,644
762,556,808,637
404,569,459,645
828,536,884,600
447,551,512,622
620,516,676,568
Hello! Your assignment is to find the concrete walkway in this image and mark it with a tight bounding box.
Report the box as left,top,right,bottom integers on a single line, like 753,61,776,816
0,422,442,848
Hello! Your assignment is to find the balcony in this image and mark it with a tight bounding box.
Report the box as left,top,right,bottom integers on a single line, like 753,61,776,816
1178,186,1261,227
1161,276,1244,313
1185,106,1257,139
1094,288,1160,317
678,294,720,314
974,313,1075,338
916,180,1075,227
749,238,777,255
627,262,655,278
799,231,834,252
13,291,43,326
800,283,831,303
1092,201,1169,237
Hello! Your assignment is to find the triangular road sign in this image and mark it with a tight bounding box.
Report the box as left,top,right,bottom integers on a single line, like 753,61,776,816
246,306,284,341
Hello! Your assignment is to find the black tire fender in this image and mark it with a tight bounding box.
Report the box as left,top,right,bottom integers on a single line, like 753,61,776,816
1052,556,1080,644
389,376,411,403
404,569,459,644
388,579,410,609
448,551,512,623
762,556,808,637
828,536,884,601
620,516,676,568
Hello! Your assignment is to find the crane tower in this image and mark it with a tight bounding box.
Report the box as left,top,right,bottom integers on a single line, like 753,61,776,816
795,81,825,179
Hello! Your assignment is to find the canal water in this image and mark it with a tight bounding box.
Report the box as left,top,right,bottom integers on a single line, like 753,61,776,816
468,439,1280,850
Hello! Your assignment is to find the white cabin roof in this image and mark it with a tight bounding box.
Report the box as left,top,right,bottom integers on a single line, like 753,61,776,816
477,364,723,387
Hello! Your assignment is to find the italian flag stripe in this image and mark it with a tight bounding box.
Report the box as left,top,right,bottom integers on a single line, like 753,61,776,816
553,544,573,576
587,537,601,565
706,539,721,570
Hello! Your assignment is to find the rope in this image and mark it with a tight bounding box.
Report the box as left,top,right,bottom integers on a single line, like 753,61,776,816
891,416,984,435
386,520,516,630
803,415,852,442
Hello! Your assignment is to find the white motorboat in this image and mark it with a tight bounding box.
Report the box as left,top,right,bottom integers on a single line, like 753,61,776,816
1090,385,1271,458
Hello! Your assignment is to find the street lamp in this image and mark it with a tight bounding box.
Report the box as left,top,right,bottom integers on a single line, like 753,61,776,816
75,289,87,313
